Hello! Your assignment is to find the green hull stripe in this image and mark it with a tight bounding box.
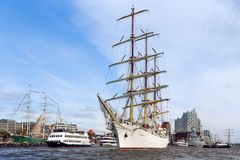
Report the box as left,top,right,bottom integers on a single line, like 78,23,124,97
12,135,46,143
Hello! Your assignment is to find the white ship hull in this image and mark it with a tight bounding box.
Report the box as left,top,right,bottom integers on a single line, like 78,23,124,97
113,122,169,149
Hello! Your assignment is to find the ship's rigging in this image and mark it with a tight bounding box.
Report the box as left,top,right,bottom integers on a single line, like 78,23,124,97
102,6,169,127
98,6,171,149
11,85,62,137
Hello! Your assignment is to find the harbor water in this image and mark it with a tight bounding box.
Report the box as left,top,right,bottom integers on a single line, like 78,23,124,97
0,146,239,160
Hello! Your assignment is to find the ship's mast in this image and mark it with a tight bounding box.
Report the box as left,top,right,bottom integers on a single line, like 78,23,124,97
107,6,169,124
153,55,157,124
42,95,47,138
26,84,31,136
129,6,135,123
143,33,148,125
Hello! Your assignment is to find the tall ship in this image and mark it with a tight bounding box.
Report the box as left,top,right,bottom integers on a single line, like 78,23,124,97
98,6,171,149
12,113,46,144
11,85,61,144
46,129,91,147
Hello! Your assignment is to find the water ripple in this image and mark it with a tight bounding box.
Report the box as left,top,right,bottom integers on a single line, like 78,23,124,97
0,146,239,160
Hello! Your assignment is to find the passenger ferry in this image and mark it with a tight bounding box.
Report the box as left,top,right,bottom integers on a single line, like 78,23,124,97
100,135,117,147
46,129,91,147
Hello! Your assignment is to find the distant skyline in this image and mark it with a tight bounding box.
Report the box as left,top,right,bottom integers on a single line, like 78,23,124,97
0,0,240,142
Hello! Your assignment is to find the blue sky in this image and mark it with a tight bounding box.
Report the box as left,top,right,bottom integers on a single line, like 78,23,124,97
0,0,240,142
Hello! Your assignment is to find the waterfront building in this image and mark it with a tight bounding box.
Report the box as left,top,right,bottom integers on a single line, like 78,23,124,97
175,109,201,133
0,120,7,130
15,122,24,134
202,130,211,143
0,119,16,133
15,121,36,135
68,124,77,132
203,130,210,137
53,122,77,132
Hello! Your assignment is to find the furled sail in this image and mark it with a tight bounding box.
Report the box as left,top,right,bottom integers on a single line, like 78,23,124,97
31,113,44,137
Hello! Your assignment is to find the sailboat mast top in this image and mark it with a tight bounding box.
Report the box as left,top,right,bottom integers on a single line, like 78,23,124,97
117,7,148,21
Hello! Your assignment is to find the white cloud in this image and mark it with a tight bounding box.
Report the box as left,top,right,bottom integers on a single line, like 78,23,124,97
197,66,240,123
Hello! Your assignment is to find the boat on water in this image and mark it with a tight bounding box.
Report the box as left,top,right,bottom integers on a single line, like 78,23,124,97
100,135,117,147
203,142,231,148
187,129,206,147
10,86,52,144
46,129,91,147
12,114,46,144
187,138,205,147
98,6,170,149
174,140,188,147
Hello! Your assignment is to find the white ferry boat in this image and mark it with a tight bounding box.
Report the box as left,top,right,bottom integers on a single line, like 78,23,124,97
46,129,91,147
175,140,188,147
100,136,117,147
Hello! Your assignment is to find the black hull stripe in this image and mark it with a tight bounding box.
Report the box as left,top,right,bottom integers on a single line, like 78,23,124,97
46,142,91,147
